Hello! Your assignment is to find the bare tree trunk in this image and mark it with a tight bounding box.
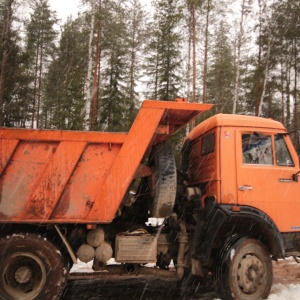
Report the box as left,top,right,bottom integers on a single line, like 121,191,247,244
233,0,246,114
31,29,41,128
84,0,96,130
202,0,210,104
0,0,14,126
187,18,191,103
154,44,159,100
185,7,192,134
293,39,298,145
90,35,99,130
107,57,113,130
220,42,225,112
129,32,135,114
36,30,44,129
189,2,197,129
192,3,196,106
257,2,280,117
257,35,271,117
128,0,139,119
96,0,102,129
255,0,262,116
280,57,285,125
286,55,291,129
91,0,102,131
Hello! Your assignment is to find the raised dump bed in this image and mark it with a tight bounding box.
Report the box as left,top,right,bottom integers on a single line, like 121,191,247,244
0,99,212,224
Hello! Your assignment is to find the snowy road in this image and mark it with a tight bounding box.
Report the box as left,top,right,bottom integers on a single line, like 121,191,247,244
63,275,215,300
62,257,300,300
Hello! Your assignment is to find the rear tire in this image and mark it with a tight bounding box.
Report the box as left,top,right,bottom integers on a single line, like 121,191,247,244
214,237,273,300
0,233,68,300
148,143,177,218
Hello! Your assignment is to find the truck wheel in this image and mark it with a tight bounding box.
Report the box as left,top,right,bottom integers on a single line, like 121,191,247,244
214,237,272,300
149,143,177,218
0,233,68,300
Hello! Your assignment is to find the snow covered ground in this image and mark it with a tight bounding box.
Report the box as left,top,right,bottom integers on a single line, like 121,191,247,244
267,284,300,300
266,257,300,300
70,257,300,299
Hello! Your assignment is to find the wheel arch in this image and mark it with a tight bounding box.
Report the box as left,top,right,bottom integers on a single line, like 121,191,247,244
195,205,285,263
219,207,285,258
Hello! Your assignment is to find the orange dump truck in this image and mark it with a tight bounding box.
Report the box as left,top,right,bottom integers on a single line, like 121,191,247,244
1,99,300,300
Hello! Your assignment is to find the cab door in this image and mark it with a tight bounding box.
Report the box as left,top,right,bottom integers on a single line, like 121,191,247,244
236,131,300,232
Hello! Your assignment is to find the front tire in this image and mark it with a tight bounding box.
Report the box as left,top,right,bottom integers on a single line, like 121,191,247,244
0,233,68,300
214,237,273,300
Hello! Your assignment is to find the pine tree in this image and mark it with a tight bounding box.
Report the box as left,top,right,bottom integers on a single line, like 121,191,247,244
0,0,31,127
202,0,212,104
257,0,300,129
43,17,88,130
243,0,274,117
99,0,128,131
25,0,58,128
82,0,97,130
184,0,205,129
0,0,15,125
232,0,253,114
144,0,183,101
123,0,147,128
207,21,234,114
273,0,300,131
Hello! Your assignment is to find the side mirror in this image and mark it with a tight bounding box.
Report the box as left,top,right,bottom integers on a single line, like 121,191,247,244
293,173,298,182
293,170,300,182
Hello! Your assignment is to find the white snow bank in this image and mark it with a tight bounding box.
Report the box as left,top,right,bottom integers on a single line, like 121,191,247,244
212,284,300,300
70,259,94,273
267,284,300,300
70,258,121,273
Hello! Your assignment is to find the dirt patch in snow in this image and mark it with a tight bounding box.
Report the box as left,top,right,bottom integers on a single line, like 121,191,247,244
273,257,300,284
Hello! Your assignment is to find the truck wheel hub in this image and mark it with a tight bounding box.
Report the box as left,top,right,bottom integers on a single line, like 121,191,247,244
15,266,32,284
237,254,264,293
1,252,47,299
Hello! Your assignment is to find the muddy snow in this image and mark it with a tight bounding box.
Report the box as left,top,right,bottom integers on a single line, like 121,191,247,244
64,257,300,299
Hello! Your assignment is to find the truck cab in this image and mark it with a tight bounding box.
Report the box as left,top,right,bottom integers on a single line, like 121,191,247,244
184,114,300,231
181,113,300,299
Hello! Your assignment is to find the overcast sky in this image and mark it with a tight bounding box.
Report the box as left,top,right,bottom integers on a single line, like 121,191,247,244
49,0,82,23
48,0,150,24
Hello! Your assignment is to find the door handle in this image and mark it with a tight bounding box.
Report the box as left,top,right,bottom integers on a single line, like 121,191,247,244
239,185,253,191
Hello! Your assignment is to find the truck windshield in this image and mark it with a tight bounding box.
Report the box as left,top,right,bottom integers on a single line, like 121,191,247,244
275,134,294,166
242,133,273,165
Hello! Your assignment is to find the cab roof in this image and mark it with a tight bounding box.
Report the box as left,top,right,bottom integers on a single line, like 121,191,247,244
186,114,286,141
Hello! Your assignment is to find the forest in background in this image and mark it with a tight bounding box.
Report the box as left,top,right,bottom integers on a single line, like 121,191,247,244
0,0,299,137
